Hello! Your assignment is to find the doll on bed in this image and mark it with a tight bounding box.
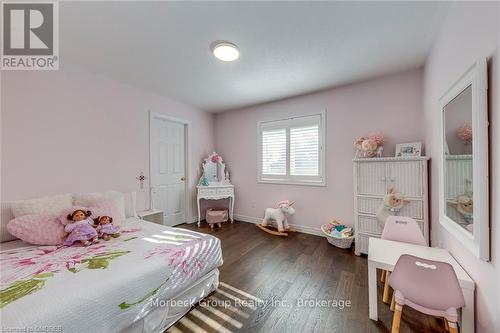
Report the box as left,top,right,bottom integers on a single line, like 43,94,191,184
64,209,99,246
93,216,120,241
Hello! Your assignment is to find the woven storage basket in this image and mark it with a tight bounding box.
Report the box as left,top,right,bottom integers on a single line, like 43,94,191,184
206,208,228,224
321,225,355,249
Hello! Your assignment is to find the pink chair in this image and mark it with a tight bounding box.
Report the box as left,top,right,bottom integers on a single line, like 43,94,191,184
389,254,465,333
380,216,427,305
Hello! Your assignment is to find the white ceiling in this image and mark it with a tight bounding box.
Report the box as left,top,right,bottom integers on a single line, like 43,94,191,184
60,1,449,112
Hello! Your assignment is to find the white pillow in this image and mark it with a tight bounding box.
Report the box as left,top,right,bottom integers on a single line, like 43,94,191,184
123,192,138,218
10,194,73,218
73,191,126,221
1,201,17,242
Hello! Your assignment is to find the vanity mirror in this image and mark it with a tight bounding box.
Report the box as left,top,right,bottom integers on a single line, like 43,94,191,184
439,59,490,261
199,152,229,185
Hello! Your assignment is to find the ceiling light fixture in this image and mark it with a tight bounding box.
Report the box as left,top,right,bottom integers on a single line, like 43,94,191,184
211,41,239,62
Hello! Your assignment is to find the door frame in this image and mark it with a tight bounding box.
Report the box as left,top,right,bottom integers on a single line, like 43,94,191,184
149,111,191,225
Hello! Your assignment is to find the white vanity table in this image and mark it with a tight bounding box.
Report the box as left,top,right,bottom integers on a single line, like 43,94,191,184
197,184,235,227
196,152,235,227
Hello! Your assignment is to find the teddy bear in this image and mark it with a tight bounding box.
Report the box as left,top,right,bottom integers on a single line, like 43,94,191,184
376,188,406,228
447,194,473,224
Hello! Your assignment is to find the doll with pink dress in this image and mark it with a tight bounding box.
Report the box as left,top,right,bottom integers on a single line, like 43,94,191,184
93,216,120,241
63,209,99,246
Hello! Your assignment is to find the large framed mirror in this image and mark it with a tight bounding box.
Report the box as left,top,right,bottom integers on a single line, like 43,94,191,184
439,59,490,261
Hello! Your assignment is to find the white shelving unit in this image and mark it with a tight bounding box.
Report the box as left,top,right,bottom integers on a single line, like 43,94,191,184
353,157,430,255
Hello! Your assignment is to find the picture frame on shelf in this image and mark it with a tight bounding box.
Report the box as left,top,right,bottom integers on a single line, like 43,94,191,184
395,142,422,157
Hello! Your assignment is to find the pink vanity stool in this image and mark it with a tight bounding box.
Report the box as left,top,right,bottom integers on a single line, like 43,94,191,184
380,216,427,305
389,254,465,333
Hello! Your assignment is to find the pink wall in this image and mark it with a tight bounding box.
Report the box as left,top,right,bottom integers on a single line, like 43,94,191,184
423,2,499,332
214,69,424,230
1,66,215,217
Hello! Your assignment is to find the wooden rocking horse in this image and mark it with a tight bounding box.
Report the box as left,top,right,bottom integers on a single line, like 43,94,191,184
256,200,295,236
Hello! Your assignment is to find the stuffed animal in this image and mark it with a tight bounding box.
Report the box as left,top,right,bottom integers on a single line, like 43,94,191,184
322,220,353,238
447,179,473,225
63,209,99,246
447,195,473,223
94,216,120,241
262,200,295,233
199,174,209,186
376,188,406,228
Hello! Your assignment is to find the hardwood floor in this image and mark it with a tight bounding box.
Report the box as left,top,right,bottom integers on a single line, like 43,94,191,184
172,221,446,333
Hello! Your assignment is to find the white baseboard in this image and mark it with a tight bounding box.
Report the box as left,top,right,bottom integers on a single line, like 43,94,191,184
233,214,323,237
184,216,198,224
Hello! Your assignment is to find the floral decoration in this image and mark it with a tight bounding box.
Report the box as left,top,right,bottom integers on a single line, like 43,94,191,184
118,239,207,310
0,243,130,308
210,153,221,163
457,123,472,143
354,132,385,158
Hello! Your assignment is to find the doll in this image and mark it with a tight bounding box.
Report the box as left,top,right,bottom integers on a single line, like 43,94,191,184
93,216,120,241
64,209,99,246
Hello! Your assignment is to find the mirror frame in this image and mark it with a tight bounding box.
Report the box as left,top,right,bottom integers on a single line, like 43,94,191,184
200,152,228,185
438,59,490,261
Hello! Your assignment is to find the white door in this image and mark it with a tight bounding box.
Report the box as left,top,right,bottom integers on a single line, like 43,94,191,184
150,115,186,226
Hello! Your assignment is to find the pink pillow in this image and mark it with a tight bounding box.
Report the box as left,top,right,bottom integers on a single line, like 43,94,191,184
58,203,122,226
91,200,122,226
7,214,65,245
57,206,90,225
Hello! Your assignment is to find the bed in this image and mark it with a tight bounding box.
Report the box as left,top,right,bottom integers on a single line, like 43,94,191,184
0,217,223,333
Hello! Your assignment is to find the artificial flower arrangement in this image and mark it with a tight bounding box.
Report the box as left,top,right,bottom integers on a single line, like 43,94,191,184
354,132,385,158
457,123,472,144
211,153,222,163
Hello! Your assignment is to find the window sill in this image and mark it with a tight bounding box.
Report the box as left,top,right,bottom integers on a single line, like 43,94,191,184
257,179,326,187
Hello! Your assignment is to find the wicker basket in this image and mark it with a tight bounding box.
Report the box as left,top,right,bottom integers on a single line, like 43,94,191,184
321,225,355,249
206,208,228,224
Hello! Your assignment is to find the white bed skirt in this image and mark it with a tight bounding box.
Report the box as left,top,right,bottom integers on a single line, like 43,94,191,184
122,268,220,333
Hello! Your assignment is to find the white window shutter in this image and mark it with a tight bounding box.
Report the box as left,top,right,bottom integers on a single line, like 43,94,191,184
290,125,319,176
262,128,287,175
259,112,325,185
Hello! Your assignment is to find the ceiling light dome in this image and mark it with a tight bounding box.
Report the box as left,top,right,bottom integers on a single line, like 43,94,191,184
211,41,239,62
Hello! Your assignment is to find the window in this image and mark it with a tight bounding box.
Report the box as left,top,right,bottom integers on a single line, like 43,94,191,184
258,113,325,185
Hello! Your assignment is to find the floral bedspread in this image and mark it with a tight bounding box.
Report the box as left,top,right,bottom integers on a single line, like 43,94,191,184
0,219,223,332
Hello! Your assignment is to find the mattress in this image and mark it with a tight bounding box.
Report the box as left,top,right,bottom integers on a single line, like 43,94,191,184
0,218,223,332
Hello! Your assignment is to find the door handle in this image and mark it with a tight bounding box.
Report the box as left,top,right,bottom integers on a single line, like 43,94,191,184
180,176,186,181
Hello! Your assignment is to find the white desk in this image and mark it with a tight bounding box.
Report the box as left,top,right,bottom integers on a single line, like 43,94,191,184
368,238,475,333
